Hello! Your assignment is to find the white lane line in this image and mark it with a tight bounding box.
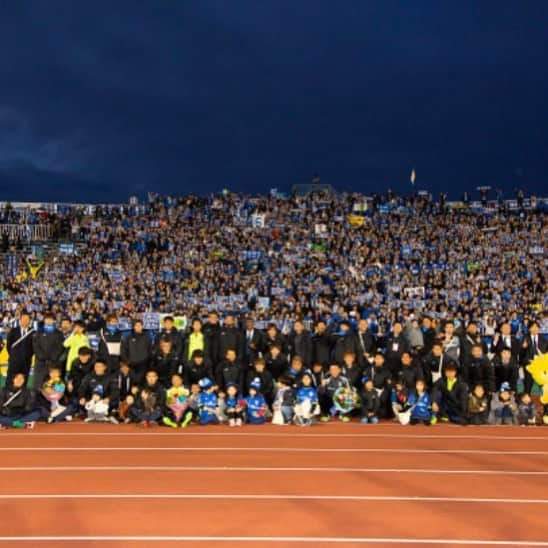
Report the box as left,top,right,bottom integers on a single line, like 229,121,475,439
0,446,545,455
14,431,548,441
0,494,546,504
0,537,546,546
0,466,547,476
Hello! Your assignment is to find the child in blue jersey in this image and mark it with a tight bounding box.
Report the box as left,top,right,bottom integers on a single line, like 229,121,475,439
294,372,319,426
198,377,219,425
408,379,432,425
245,379,267,425
224,382,246,427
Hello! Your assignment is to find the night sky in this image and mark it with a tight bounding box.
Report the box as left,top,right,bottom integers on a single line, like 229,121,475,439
0,1,547,203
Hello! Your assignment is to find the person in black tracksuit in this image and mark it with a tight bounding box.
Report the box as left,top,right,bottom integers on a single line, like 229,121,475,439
6,312,35,386
97,314,123,373
114,362,139,406
218,316,245,365
365,352,392,418
215,349,245,393
383,323,410,375
317,364,350,416
245,358,274,407
463,345,496,395
360,378,380,423
66,347,95,404
332,321,361,366
492,348,519,393
150,337,180,387
183,350,214,388
32,314,65,389
288,321,313,367
120,320,153,383
154,316,184,362
264,345,288,381
78,361,119,408
397,352,424,391
341,352,363,390
203,312,222,366
431,362,469,424
0,373,40,427
311,321,332,367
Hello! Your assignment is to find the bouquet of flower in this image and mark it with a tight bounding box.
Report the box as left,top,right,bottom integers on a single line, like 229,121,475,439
41,377,66,417
333,386,359,415
166,386,190,422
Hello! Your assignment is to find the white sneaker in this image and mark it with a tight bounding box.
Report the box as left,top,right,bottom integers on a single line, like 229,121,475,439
109,416,119,424
24,422,35,430
65,415,73,422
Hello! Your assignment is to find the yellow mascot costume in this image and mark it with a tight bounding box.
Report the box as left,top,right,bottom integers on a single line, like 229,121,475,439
526,353,548,425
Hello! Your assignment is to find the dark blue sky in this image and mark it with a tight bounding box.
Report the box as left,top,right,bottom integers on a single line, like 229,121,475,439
0,1,547,202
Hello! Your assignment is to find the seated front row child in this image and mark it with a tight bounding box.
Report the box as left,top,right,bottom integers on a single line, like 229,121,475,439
408,379,432,425
163,373,193,428
224,382,246,427
41,366,73,423
490,382,518,425
245,379,267,425
0,373,40,430
198,377,220,425
467,384,489,425
360,377,380,424
272,376,295,425
517,393,538,426
294,372,319,426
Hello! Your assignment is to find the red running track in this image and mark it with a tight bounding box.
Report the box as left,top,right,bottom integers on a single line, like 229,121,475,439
0,422,547,547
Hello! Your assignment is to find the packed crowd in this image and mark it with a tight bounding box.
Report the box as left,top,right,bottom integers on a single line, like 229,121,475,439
0,190,546,429
0,192,545,330
1,310,546,429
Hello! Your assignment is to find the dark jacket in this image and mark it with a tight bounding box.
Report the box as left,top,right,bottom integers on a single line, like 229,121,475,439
32,329,64,366
356,329,376,367
360,388,380,416
67,357,95,392
114,370,139,402
332,332,361,366
245,369,274,398
492,355,519,392
150,350,180,385
78,372,118,402
218,327,245,363
154,329,184,361
432,377,469,419
397,363,424,391
121,332,152,370
383,335,410,374
491,335,520,359
97,328,123,373
264,352,288,380
215,360,245,391
312,332,332,366
0,386,36,417
343,363,364,390
288,331,313,366
367,364,392,392
463,356,496,393
183,361,214,387
6,326,35,373
421,352,458,388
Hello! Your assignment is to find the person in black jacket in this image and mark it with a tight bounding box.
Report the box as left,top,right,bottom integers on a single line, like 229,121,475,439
490,323,520,360
367,352,392,418
360,377,380,424
154,316,184,362
6,311,35,386
397,352,424,391
114,361,139,407
312,321,332,367
218,315,245,365
460,322,488,368
128,370,166,426
32,313,65,389
78,360,119,412
151,336,180,387
245,357,274,406
463,345,496,395
264,344,288,381
203,311,222,366
288,320,312,367
421,342,458,389
97,314,123,373
492,348,519,393
0,373,40,428
264,323,288,355
215,348,244,394
243,318,265,367
66,346,94,404
420,316,437,356
383,323,410,375
332,321,361,366
356,319,376,368
341,351,363,390
520,321,547,393
120,320,152,383
431,362,469,424
282,356,305,387
183,350,214,389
